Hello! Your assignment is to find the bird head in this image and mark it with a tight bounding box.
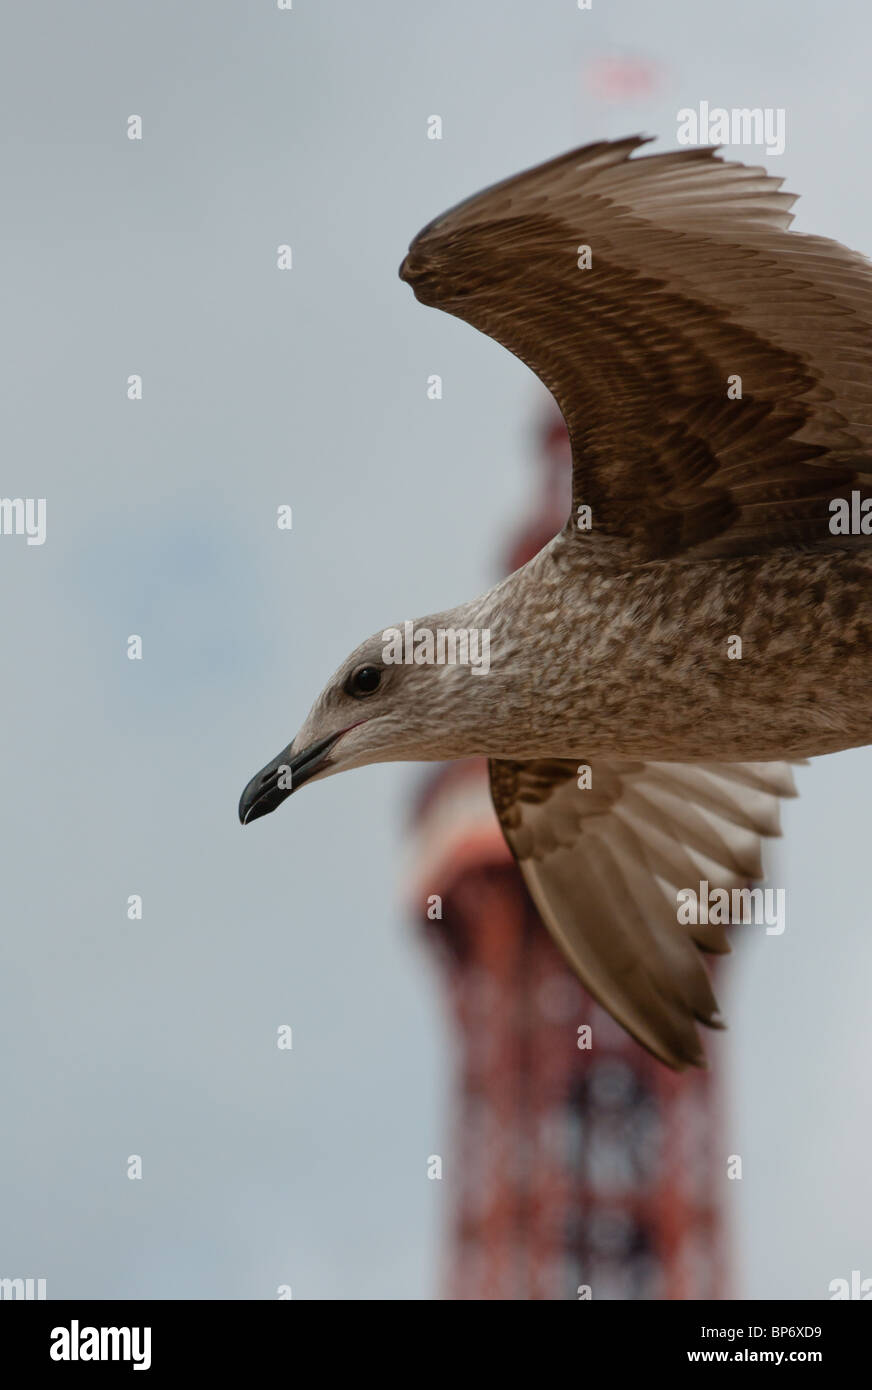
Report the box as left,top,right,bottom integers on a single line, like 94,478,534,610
238,613,496,825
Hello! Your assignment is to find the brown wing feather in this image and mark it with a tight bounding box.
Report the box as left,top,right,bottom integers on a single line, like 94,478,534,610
489,755,797,1069
401,137,872,563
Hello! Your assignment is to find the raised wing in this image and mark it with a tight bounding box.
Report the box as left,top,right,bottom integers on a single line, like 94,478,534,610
401,137,872,564
489,755,798,1068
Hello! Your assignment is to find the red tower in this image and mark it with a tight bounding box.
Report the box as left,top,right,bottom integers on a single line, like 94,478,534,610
409,411,727,1301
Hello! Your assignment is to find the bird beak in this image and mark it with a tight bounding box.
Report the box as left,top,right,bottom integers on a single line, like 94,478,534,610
238,733,341,825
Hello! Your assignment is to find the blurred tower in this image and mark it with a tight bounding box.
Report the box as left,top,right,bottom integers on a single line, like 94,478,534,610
408,410,726,1301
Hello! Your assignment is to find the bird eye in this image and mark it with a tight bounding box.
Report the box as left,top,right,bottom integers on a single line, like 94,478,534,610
346,665,382,697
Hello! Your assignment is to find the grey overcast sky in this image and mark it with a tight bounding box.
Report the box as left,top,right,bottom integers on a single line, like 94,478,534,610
0,0,870,1299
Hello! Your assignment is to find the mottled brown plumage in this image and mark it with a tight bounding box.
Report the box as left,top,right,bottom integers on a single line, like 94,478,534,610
241,137,872,1070
401,135,872,563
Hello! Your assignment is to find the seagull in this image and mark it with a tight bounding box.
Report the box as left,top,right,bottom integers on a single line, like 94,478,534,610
239,136,872,1069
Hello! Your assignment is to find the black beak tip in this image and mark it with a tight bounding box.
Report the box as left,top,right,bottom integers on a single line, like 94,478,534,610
238,761,293,827
238,732,341,827
238,790,257,826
